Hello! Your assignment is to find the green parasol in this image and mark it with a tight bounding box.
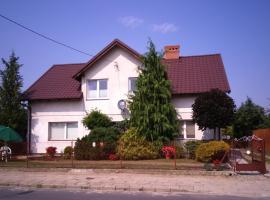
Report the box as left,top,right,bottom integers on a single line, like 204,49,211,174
0,125,23,142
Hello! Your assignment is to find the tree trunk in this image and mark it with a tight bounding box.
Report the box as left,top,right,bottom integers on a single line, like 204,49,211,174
217,128,221,140
213,128,216,140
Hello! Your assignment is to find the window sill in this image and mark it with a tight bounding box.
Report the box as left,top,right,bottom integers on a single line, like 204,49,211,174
48,140,77,141
86,98,109,101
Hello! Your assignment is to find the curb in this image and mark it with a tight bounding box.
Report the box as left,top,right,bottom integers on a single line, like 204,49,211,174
0,182,206,194
70,168,236,176
0,167,236,176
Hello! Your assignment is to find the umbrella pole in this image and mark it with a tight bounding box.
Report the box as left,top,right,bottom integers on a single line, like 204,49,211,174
4,141,7,163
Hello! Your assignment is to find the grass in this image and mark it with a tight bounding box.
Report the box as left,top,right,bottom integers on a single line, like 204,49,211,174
0,158,203,170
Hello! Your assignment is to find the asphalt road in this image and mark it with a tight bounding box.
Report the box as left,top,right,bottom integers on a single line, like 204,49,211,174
0,187,269,200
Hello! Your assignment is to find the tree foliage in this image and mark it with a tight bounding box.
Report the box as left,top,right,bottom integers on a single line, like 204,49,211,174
128,40,179,142
192,89,235,140
116,128,159,160
0,52,27,138
82,110,112,130
233,97,268,138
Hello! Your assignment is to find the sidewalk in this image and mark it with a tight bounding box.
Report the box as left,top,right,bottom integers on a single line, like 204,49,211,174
0,168,270,197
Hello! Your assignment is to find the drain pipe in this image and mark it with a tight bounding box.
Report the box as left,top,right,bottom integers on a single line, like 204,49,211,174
27,101,32,155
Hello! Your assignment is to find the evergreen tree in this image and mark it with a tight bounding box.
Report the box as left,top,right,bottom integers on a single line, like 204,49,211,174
0,52,27,138
192,89,235,140
233,97,266,138
129,40,179,142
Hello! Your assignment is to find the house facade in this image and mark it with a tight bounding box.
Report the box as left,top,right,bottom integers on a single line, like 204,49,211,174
24,39,230,153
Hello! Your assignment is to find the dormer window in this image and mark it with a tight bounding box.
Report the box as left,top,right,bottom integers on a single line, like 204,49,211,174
87,79,108,99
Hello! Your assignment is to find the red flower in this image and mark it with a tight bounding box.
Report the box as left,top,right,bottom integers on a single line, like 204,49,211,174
46,146,57,158
213,159,221,167
161,146,176,159
109,154,118,161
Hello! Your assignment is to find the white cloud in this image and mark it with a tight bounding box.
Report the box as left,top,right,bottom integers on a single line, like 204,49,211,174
152,23,178,34
118,16,144,29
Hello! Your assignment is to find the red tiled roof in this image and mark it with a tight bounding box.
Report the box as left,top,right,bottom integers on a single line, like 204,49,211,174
23,40,230,101
23,63,85,100
163,54,230,94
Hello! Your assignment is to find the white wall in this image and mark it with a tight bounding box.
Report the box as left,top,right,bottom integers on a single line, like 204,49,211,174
81,47,141,121
31,101,88,153
172,95,214,140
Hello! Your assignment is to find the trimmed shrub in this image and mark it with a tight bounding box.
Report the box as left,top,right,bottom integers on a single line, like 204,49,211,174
112,119,129,133
64,146,73,159
89,127,121,144
74,127,121,160
46,146,57,158
74,140,104,160
82,110,112,130
117,128,159,160
184,140,202,159
195,141,230,162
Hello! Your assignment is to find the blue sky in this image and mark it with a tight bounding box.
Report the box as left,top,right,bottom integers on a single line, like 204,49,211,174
0,0,269,108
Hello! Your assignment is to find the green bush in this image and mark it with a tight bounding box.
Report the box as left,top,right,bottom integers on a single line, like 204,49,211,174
112,119,129,133
82,110,112,130
88,127,120,144
63,146,73,159
74,140,104,160
116,128,159,160
175,145,185,159
195,141,230,162
184,140,202,159
74,127,121,160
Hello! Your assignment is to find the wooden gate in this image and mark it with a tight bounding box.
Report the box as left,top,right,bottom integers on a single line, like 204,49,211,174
230,135,266,174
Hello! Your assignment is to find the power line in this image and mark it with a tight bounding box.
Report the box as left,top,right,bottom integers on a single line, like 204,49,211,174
0,13,93,57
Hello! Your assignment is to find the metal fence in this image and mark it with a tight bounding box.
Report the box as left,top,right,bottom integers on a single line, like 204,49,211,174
0,139,210,171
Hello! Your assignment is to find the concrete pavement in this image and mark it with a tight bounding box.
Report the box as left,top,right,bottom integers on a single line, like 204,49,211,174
0,168,269,198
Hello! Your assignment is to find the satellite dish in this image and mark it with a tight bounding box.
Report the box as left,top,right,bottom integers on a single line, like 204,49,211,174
117,99,126,110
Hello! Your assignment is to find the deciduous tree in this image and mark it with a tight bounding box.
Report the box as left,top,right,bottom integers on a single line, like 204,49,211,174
192,89,235,140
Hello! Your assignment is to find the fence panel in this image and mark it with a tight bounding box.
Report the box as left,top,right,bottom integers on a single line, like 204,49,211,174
254,128,270,153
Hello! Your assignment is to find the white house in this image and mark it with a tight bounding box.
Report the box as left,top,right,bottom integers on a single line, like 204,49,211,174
23,39,230,153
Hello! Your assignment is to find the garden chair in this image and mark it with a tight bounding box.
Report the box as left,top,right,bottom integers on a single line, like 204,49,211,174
0,145,12,162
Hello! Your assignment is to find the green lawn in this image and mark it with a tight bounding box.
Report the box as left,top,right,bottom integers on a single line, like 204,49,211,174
0,158,203,170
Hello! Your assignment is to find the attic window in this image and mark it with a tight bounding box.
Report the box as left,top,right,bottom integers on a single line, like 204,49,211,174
87,79,108,99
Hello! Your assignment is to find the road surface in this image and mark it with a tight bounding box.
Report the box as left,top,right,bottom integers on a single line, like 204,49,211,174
0,187,268,200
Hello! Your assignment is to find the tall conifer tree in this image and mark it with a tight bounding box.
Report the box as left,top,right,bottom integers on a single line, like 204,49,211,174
129,40,179,142
0,52,27,138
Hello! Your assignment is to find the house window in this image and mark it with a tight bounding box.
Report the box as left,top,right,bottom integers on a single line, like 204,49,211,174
128,77,137,92
87,79,108,99
185,121,195,139
49,122,78,140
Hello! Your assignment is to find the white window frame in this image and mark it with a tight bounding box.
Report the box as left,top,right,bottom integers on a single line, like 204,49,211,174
86,79,108,100
128,77,137,93
183,120,196,139
48,122,78,141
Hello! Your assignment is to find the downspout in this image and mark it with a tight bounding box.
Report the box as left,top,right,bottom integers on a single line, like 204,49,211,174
27,101,32,154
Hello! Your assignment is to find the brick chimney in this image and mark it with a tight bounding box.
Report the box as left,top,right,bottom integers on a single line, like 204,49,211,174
163,45,180,59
